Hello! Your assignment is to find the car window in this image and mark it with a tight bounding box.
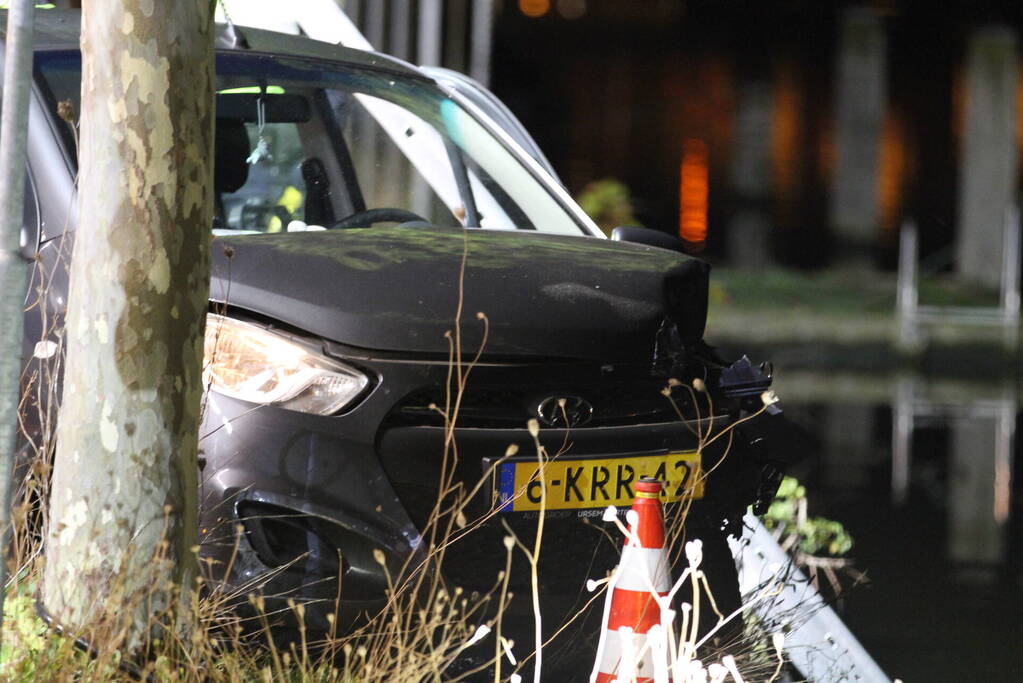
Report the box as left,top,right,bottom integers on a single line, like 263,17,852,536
34,50,589,236
220,120,305,231
332,92,462,228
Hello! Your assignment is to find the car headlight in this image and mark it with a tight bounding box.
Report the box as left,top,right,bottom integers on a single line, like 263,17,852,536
203,314,369,415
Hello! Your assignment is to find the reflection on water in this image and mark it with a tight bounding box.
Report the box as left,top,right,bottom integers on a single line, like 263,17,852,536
892,375,1014,565
776,372,1022,682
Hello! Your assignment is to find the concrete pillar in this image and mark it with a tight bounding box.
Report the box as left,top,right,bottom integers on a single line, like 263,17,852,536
948,417,1003,565
830,8,887,257
957,27,1019,288
728,80,774,267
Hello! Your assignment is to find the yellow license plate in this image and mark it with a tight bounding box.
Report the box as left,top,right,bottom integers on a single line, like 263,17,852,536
495,451,703,512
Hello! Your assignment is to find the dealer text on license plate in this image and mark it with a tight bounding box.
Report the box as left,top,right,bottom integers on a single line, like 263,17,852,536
495,451,703,512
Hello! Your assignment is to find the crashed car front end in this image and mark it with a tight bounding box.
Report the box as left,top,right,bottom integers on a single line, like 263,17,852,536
21,15,796,677
196,227,792,668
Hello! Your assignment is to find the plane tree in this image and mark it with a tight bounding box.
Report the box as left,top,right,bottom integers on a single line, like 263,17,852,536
40,0,216,649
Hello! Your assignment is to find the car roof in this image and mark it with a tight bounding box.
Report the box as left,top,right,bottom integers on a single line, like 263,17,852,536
0,9,428,81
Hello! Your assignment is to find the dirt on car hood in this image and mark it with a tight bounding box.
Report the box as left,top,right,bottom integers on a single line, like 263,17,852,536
210,227,708,361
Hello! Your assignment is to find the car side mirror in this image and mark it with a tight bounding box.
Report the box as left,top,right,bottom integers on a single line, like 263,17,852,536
611,225,690,254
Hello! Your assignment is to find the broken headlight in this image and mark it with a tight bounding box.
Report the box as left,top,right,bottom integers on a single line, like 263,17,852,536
203,314,369,415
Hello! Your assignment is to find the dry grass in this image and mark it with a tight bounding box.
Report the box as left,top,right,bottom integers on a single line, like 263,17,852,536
3,344,792,682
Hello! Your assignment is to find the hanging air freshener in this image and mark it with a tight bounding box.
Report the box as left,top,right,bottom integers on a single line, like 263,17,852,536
246,96,273,165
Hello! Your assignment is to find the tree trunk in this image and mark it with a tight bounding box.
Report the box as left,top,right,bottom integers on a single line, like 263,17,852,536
41,0,215,649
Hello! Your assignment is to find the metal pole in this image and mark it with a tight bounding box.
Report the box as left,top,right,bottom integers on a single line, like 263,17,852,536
891,375,913,504
342,0,362,30
417,0,443,66
999,204,1020,349
0,0,36,645
469,0,494,87
993,384,1015,525
389,0,412,61
413,0,443,217
896,219,919,349
362,0,385,52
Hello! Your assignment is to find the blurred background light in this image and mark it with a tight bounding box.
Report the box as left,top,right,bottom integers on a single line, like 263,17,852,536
679,138,709,247
556,0,586,20
518,0,550,18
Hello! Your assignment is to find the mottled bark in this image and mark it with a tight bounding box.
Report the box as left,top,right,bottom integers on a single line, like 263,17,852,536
41,0,215,648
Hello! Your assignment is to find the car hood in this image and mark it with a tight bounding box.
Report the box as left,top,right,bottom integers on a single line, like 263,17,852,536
210,228,709,362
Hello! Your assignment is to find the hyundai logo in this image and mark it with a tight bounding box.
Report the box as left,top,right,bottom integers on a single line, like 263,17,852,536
535,395,594,428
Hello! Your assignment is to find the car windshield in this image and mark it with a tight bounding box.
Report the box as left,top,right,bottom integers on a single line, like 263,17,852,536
35,50,587,235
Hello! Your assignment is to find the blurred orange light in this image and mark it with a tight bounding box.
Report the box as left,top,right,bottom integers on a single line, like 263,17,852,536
771,64,801,206
877,111,906,235
679,138,709,248
519,0,550,18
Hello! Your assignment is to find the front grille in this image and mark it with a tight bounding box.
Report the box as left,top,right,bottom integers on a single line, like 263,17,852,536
396,479,621,594
389,379,700,428
377,363,717,597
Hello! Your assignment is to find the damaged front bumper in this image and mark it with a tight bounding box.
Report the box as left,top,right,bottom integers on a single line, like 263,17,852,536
196,351,791,638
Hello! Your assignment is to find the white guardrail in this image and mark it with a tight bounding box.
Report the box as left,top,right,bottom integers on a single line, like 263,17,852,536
729,514,891,682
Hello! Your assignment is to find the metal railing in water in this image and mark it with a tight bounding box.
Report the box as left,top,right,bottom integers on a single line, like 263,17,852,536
896,207,1022,351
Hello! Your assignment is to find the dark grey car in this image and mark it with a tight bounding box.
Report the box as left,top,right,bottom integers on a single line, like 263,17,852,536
14,10,793,679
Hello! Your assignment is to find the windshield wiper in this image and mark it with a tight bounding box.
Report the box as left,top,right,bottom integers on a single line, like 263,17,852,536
443,139,481,227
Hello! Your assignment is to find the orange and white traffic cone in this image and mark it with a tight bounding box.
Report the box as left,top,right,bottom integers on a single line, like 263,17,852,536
592,477,673,683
